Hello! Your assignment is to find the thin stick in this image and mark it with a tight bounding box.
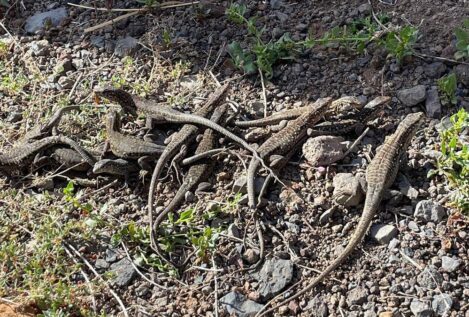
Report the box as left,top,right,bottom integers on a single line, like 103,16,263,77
84,10,141,33
212,255,219,317
65,243,129,317
342,127,370,158
63,245,97,313
259,69,268,118
209,70,221,87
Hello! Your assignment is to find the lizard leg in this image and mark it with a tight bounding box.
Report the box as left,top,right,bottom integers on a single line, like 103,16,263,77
137,156,153,171
170,145,187,185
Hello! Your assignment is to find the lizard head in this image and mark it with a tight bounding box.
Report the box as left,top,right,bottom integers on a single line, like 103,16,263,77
93,86,138,117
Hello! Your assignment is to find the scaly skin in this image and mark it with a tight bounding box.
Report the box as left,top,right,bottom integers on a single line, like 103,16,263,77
152,105,228,266
256,112,424,317
105,110,165,159
0,135,96,169
247,97,332,209
234,96,361,128
50,147,101,171
22,106,81,142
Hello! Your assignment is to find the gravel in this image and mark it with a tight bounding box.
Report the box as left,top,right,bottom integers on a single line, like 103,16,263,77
414,200,446,223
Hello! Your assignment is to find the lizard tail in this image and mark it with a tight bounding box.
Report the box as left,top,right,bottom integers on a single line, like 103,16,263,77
58,136,96,166
256,196,379,317
247,157,261,209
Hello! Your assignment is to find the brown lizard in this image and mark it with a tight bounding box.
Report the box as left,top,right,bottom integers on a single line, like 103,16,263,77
247,97,333,209
104,109,165,169
152,103,228,266
0,135,96,174
234,96,362,128
256,112,424,317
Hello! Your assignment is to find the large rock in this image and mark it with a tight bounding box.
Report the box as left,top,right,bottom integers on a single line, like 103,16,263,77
254,259,294,299
25,7,68,34
410,299,434,317
219,292,263,317
332,173,364,207
425,86,441,119
397,85,427,107
114,36,139,57
414,200,446,223
302,136,346,166
109,258,136,287
370,224,397,244
454,64,469,87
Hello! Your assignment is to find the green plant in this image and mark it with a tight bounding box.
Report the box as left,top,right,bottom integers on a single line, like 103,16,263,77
63,181,92,212
429,109,469,213
382,25,418,61
226,3,300,78
454,19,469,60
438,73,458,105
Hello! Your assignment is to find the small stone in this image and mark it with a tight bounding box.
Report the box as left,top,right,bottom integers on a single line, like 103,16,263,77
6,111,22,123
243,249,259,264
196,182,211,192
378,313,394,317
408,221,420,232
346,287,368,306
227,223,240,238
105,248,118,263
454,64,469,87
28,39,50,56
410,299,434,317
302,136,346,166
417,265,443,289
370,224,397,244
357,3,371,14
441,256,461,272
233,176,247,193
95,259,109,269
220,292,263,317
109,258,136,287
332,173,364,207
319,208,335,225
397,85,427,107
180,75,198,90
254,259,294,299
25,7,68,34
90,35,105,48
270,0,283,9
424,62,446,78
425,86,441,119
184,191,195,203
251,101,265,117
432,293,453,316
114,36,139,57
305,296,328,317
414,200,446,223
58,76,74,89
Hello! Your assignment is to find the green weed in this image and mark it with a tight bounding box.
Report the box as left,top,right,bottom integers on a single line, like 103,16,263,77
382,25,418,61
438,73,457,105
454,19,469,60
226,3,300,78
429,109,469,213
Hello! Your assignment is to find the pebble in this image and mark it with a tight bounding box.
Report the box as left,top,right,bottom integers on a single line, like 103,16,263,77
319,207,335,225
243,249,259,264
454,64,469,87
414,200,446,223
408,221,420,232
425,86,442,119
410,299,434,317
332,173,364,206
109,258,137,287
441,256,461,272
424,62,446,78
25,7,68,34
306,296,328,317
397,85,427,107
114,36,139,57
219,292,263,317
254,259,294,299
346,287,368,306
6,111,22,123
431,293,453,316
370,224,398,244
28,40,50,56
417,265,443,289
95,259,109,269
302,136,346,166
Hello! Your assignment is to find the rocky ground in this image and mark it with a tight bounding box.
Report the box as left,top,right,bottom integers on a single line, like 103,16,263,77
0,0,468,317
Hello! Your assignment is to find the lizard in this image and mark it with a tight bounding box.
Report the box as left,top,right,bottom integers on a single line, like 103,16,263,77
92,158,139,182
0,135,96,174
152,103,229,267
142,84,230,255
233,96,362,128
21,105,81,142
179,96,391,167
256,112,424,317
104,109,166,170
93,85,267,168
246,97,333,209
